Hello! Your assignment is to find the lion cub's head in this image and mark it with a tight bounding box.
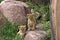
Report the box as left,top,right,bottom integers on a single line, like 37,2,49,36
27,13,34,19
18,25,26,32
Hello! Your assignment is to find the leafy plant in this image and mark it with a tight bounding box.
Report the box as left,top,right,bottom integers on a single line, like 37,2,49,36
0,20,19,40
0,0,2,2
13,34,24,40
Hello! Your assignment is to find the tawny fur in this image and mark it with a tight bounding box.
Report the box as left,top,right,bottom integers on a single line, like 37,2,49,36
17,25,26,37
27,13,36,31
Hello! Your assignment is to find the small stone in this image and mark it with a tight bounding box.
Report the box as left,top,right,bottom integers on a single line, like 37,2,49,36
36,23,43,30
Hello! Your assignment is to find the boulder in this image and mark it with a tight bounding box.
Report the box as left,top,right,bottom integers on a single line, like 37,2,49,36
0,13,5,28
24,30,47,40
0,0,31,24
0,6,5,28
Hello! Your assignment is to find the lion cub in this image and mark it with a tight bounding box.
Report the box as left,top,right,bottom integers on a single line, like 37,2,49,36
27,13,36,31
17,25,26,37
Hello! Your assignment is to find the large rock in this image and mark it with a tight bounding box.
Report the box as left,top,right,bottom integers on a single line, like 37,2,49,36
24,30,47,40
0,0,31,24
0,6,5,28
0,13,5,28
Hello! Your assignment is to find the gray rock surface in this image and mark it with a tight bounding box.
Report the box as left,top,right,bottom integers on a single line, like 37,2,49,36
0,13,5,28
24,30,47,40
0,0,31,24
0,6,5,28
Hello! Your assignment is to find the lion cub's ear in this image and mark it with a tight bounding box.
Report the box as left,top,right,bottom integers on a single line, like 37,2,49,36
27,14,30,17
18,26,20,28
